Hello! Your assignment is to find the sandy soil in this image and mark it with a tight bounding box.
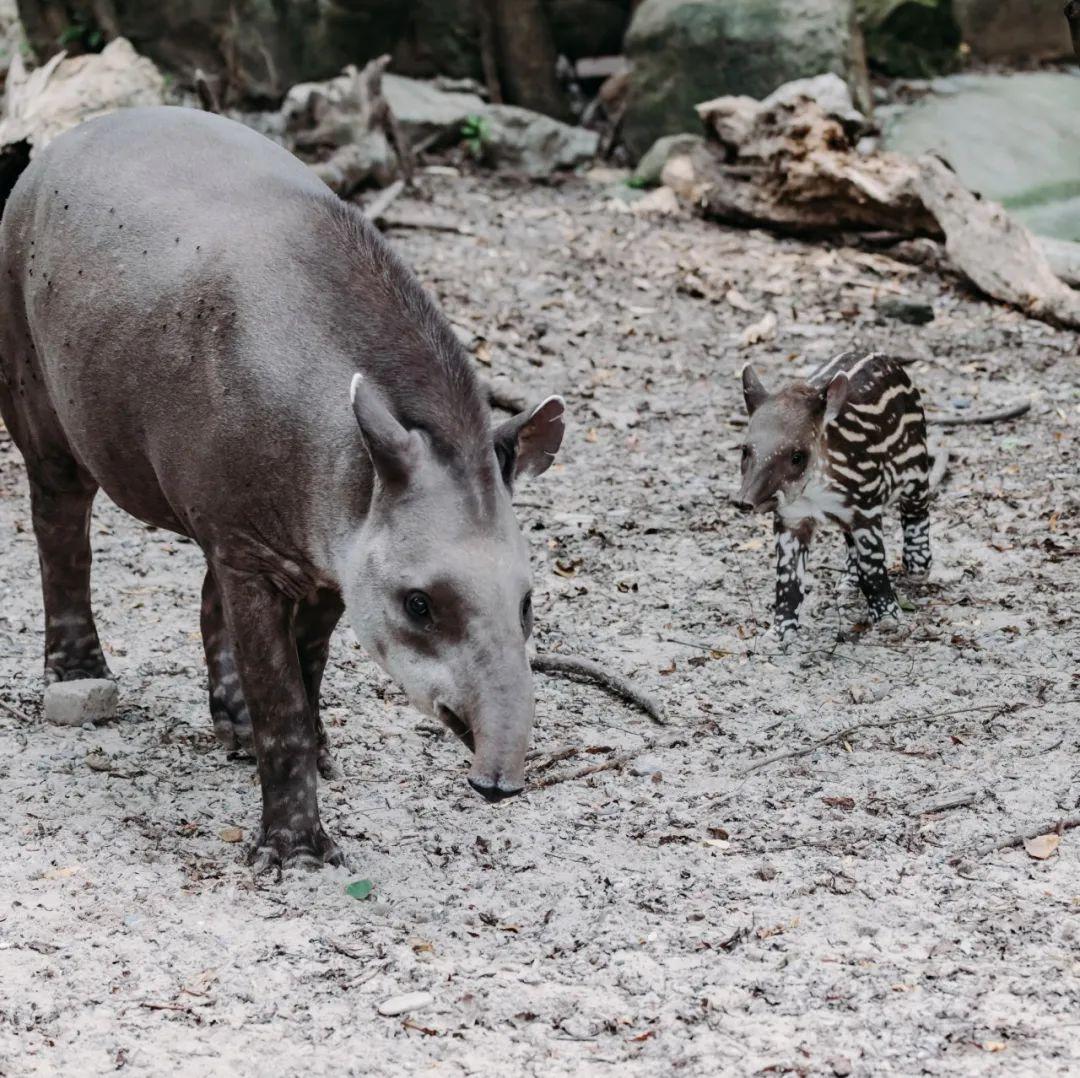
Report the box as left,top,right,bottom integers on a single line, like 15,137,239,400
1,171,1078,1077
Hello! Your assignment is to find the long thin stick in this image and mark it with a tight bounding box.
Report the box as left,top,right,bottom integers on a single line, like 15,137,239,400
927,400,1030,426
364,179,405,224
0,699,33,723
948,815,1080,866
532,734,678,790
532,652,665,724
907,786,981,816
740,700,1021,776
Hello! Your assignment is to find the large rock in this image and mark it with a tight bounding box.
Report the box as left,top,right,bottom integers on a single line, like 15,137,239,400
16,1,634,103
0,37,164,153
17,1,411,102
286,72,597,177
883,73,1080,240
953,0,1073,61
623,0,871,159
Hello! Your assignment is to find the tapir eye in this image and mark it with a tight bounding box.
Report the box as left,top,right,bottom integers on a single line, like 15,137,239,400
791,450,807,468
404,590,432,622
521,592,534,637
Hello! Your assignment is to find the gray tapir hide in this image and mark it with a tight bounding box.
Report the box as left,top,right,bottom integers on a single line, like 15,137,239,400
0,106,565,870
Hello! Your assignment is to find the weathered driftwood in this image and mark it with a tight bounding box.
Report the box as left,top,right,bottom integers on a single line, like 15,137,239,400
915,157,1080,328
686,93,939,238
285,54,413,197
672,89,1080,329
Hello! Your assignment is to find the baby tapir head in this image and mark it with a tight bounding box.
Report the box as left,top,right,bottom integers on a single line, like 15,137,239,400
734,365,849,513
341,375,565,803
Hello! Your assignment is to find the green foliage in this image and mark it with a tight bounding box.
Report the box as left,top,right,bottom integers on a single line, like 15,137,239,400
624,176,648,190
57,12,105,54
857,0,961,76
461,114,491,159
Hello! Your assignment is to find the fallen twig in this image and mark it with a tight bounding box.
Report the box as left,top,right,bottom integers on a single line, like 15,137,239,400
532,652,664,724
926,400,1030,426
907,786,981,816
532,733,679,790
741,700,1023,776
380,215,474,235
948,815,1080,866
363,178,405,224
0,698,33,723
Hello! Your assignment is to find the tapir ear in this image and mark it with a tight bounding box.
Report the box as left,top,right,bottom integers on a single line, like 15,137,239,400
742,365,768,415
823,372,850,424
493,395,565,486
350,374,416,488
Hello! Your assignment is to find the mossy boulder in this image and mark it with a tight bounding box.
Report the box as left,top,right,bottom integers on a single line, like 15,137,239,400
623,0,871,159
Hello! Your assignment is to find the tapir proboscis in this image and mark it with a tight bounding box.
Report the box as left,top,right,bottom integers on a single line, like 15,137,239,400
0,106,565,870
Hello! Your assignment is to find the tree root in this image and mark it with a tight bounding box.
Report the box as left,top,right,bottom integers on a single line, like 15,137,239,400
532,652,665,724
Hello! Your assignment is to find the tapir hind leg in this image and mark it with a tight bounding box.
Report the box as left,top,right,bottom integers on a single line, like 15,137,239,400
294,589,345,781
27,460,112,684
201,568,254,754
212,559,343,871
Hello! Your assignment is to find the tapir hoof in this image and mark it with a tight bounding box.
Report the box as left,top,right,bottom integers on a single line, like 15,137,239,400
213,713,255,757
248,824,347,875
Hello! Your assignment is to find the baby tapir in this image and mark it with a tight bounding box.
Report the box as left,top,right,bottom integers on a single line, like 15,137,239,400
735,351,931,643
0,107,565,870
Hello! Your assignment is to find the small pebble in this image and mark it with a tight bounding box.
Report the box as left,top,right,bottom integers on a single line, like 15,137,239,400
377,990,434,1017
43,680,118,726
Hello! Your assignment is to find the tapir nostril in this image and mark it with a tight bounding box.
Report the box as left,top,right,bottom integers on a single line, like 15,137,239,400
468,779,523,804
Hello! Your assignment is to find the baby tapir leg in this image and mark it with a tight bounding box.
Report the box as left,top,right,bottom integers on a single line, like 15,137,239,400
293,589,345,781
200,569,253,754
900,480,932,580
842,531,860,590
773,518,814,642
27,461,111,684
850,512,901,623
212,561,343,871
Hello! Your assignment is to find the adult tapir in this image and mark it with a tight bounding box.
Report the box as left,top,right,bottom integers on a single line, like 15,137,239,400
0,106,565,870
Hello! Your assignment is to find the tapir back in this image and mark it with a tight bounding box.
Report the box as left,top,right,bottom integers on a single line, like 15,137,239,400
0,106,489,563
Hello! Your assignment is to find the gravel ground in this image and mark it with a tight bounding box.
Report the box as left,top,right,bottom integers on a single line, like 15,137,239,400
1,171,1078,1077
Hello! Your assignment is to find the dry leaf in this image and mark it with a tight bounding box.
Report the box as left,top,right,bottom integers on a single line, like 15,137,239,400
822,796,855,811
980,1042,1007,1053
1023,832,1061,860
219,826,244,843
726,287,755,312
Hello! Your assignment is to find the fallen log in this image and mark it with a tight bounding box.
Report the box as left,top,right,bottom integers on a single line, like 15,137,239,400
669,78,1080,330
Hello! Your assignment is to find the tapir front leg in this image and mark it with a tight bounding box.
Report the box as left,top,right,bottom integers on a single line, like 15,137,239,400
851,512,902,623
212,561,343,871
294,588,345,780
773,518,814,645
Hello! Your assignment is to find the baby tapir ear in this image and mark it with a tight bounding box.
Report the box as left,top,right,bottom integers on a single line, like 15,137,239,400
742,365,768,415
350,374,416,488
823,372,850,424
493,395,565,485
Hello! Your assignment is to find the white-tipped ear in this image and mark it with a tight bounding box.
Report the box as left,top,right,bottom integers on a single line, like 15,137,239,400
493,395,566,485
742,364,768,416
349,373,416,488
824,372,850,424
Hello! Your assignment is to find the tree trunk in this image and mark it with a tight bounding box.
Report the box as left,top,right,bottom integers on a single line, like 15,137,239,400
1067,0,1080,59
489,0,568,120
